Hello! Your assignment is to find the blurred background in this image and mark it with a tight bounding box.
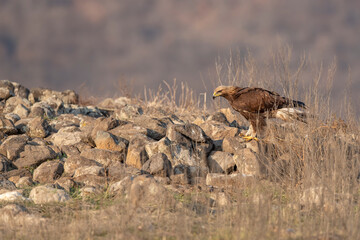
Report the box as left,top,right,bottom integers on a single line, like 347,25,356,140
0,0,359,115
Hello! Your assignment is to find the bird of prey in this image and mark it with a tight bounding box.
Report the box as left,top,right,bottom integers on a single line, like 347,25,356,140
213,86,306,141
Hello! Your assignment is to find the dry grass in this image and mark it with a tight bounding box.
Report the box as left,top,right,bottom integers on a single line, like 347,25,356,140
1,47,360,240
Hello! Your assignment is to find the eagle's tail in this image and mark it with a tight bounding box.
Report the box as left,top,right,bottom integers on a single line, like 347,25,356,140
291,100,306,109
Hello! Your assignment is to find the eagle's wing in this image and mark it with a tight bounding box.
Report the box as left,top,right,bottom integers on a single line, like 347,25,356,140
231,87,286,113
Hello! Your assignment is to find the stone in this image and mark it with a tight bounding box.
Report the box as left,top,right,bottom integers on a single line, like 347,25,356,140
128,175,167,206
61,145,81,157
107,161,126,181
208,151,236,174
0,117,17,135
15,176,34,188
0,154,12,172
207,112,230,125
233,148,266,177
73,174,107,187
26,117,50,138
109,176,132,195
14,145,57,168
49,114,81,131
93,130,128,152
4,96,31,113
12,82,30,99
5,113,20,123
125,134,154,169
55,177,76,192
29,88,78,104
43,97,65,114
90,117,121,138
29,102,56,119
80,186,103,197
0,175,16,191
222,136,247,154
80,148,125,166
115,105,143,121
0,135,29,160
63,155,102,176
12,104,30,118
0,191,29,202
145,137,172,160
205,173,252,187
14,119,30,134
109,123,148,141
29,186,70,204
51,126,83,147
133,116,169,140
33,160,64,184
0,203,45,226
2,169,32,182
0,80,14,100
198,121,239,140
141,153,172,177
73,165,105,178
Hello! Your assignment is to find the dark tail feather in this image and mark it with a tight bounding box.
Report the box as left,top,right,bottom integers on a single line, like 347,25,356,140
292,100,306,109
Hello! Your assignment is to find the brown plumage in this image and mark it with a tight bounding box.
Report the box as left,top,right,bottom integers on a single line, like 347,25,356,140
213,86,306,139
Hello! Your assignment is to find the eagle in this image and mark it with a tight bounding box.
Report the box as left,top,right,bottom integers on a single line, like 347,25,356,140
212,86,306,141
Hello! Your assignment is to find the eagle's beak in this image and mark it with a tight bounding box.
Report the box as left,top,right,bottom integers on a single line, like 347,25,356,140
212,92,220,99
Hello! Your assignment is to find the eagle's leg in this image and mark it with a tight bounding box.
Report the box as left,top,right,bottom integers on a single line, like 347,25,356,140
242,125,259,141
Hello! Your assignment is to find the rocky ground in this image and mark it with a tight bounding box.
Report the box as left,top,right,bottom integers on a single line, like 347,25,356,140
0,80,359,239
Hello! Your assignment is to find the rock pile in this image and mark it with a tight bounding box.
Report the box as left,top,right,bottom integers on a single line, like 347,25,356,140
0,80,280,207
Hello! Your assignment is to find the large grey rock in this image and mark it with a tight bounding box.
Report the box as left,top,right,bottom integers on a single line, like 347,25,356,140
0,175,16,191
222,136,247,154
0,135,29,160
3,96,31,113
73,165,105,178
126,134,154,169
51,126,83,147
141,153,172,177
145,137,172,160
29,88,78,104
0,154,12,172
208,151,236,174
196,121,239,141
0,191,28,202
133,116,169,140
90,117,121,138
0,117,17,135
80,148,125,166
14,145,57,168
26,117,50,138
73,174,107,187
33,160,64,184
29,102,56,119
12,82,30,99
108,176,132,195
12,104,30,119
63,155,101,176
109,123,148,141
0,80,14,100
233,148,266,177
128,175,167,206
115,104,143,121
29,186,70,204
93,131,128,152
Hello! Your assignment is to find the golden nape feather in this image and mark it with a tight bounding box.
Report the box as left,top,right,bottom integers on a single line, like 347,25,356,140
212,85,307,140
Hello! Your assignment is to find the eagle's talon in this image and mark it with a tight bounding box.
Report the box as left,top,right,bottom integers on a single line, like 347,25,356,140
242,136,259,142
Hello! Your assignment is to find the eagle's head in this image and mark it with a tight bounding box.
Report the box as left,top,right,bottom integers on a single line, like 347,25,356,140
212,86,238,99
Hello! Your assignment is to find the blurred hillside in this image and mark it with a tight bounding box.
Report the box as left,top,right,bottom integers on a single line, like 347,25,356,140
0,0,359,114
